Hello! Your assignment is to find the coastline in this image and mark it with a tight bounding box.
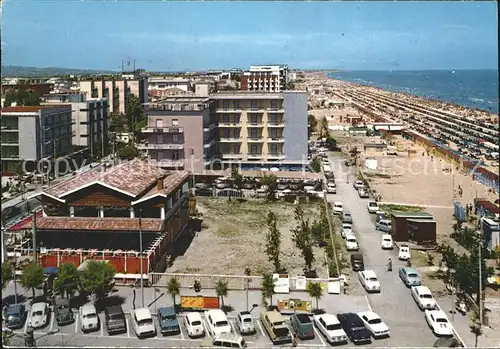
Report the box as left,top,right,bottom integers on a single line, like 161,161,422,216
311,71,498,118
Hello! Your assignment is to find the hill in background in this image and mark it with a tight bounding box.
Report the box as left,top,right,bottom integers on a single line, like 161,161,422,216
2,65,117,77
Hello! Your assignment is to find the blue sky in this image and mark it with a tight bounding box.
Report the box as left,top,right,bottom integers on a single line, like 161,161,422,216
2,1,498,71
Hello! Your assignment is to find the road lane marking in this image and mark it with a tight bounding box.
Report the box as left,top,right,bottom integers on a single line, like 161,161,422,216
313,326,326,346
126,318,130,337
256,319,265,337
74,314,79,333
364,295,373,311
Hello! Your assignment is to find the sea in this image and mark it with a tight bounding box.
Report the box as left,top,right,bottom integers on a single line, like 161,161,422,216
327,70,499,114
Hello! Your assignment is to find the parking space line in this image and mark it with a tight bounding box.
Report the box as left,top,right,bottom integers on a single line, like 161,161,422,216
50,313,55,331
300,344,322,347
74,315,79,333
126,318,130,337
202,319,209,336
24,314,30,333
179,324,185,340
365,295,373,311
256,319,265,337
100,320,104,336
313,326,326,347
229,319,236,334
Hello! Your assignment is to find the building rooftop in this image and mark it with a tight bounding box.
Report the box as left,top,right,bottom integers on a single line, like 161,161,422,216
1,105,71,113
407,219,437,223
19,217,164,232
390,211,434,218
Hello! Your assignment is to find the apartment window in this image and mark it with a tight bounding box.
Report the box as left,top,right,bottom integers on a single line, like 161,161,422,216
222,145,230,153
171,151,180,160
172,119,179,126
249,115,258,124
156,119,163,128
249,129,258,138
173,134,179,143
222,129,230,138
250,145,258,154
232,100,239,109
250,100,257,110
222,114,229,123
269,114,278,124
233,145,240,154
270,100,278,110
156,135,163,143
270,144,278,154
222,100,230,110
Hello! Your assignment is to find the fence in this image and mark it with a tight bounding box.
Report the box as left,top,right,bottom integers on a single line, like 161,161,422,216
453,201,467,222
149,272,333,291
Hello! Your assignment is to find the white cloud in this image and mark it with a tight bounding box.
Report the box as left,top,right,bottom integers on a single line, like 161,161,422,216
109,32,328,45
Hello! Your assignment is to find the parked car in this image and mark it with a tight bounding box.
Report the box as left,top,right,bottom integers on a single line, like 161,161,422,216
353,180,364,190
357,311,390,338
79,303,99,333
350,253,364,271
376,219,392,233
29,302,49,329
380,234,393,250
205,309,231,337
345,235,359,251
214,178,233,189
398,244,411,260
411,286,437,310
200,333,247,348
425,310,454,337
341,223,353,238
290,313,314,340
55,298,74,326
313,313,348,345
358,188,369,198
358,270,381,293
399,267,422,287
157,306,180,336
342,212,353,224
333,202,344,215
104,305,127,335
131,308,156,338
326,181,337,194
196,187,213,197
376,211,387,223
260,310,292,345
184,312,205,338
3,304,27,329
433,337,462,347
336,313,371,344
216,188,241,198
367,201,379,214
236,311,255,335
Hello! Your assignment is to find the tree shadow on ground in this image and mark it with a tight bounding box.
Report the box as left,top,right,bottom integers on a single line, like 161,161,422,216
94,295,126,312
312,308,325,315
2,294,26,307
221,305,234,313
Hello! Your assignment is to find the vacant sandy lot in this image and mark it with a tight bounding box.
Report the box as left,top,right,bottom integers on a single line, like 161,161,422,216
169,197,328,277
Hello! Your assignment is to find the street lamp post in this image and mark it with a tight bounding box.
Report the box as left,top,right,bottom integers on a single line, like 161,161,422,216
139,210,144,308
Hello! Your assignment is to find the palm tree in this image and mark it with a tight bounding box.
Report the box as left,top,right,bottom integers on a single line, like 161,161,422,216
261,273,275,308
19,263,44,302
166,277,180,307
215,279,229,310
306,282,324,311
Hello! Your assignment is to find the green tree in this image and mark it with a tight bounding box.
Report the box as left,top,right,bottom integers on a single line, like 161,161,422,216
308,115,318,138
324,136,337,150
3,90,41,107
2,261,13,289
215,279,229,310
231,168,243,196
53,263,79,299
78,261,116,299
125,94,146,137
166,277,180,307
310,156,321,173
261,174,278,200
319,116,329,138
20,263,44,301
109,112,128,133
117,143,139,160
306,281,324,310
261,273,275,308
291,206,315,272
265,211,282,272
469,310,483,348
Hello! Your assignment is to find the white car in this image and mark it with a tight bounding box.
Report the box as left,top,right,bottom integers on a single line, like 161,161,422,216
313,313,348,344
236,311,255,335
376,219,392,233
381,234,393,249
353,180,364,190
358,270,381,293
411,286,437,310
130,308,156,338
205,309,231,336
184,312,205,338
357,311,390,338
424,310,454,336
398,244,411,260
79,303,100,333
29,302,49,329
333,202,343,215
341,223,353,238
367,201,379,214
326,182,337,194
345,235,359,251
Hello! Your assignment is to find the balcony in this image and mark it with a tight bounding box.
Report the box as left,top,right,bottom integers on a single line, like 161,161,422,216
142,126,184,134
267,122,285,128
247,121,264,127
221,153,243,159
247,109,265,114
267,153,286,160
267,137,284,143
219,138,242,143
203,123,217,132
247,137,264,143
216,108,242,113
138,143,184,150
268,108,285,113
1,154,20,160
218,122,242,127
204,139,216,148
247,153,263,159
1,126,19,132
157,159,185,168
1,142,19,146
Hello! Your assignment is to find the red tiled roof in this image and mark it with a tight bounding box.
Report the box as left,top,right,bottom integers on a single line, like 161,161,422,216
136,171,190,203
1,105,72,113
44,159,180,199
19,217,164,232
8,211,43,231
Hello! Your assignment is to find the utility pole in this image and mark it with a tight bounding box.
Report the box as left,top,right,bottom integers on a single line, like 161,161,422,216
478,241,483,325
32,211,37,265
139,210,144,308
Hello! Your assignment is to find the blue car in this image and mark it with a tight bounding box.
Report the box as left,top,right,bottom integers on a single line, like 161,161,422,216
3,304,27,330
399,267,421,287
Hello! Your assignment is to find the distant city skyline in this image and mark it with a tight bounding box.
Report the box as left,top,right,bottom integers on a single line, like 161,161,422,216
3,1,498,71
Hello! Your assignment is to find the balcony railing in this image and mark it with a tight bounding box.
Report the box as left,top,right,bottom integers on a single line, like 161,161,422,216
267,153,285,160
142,126,184,133
247,121,264,127
247,109,265,113
219,138,242,143
267,137,284,143
216,108,242,113
138,143,184,150
247,153,263,158
221,153,243,159
1,154,20,160
218,122,242,127
156,159,185,168
1,125,19,131
268,108,285,113
267,122,285,127
247,137,264,143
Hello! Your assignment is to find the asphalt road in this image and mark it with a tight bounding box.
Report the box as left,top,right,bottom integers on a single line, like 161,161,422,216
325,155,446,347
